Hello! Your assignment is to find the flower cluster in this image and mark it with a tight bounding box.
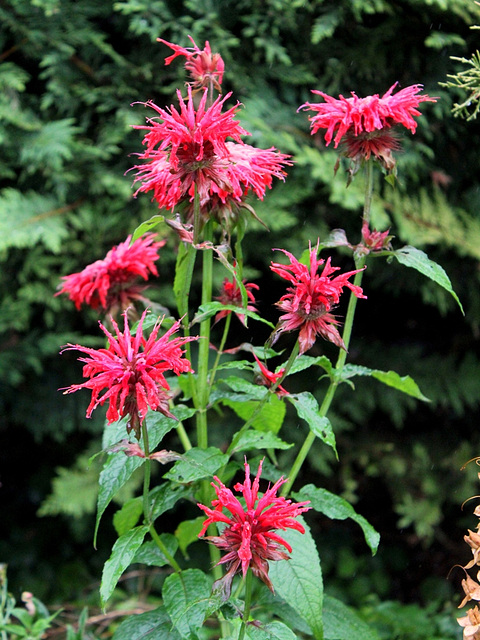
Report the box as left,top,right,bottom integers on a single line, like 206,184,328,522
61,310,195,438
299,83,436,171
270,243,366,354
131,86,291,230
197,459,310,597
214,277,259,326
158,35,225,93
57,234,164,315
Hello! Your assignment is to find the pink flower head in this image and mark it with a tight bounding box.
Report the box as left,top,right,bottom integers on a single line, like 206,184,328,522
61,310,195,438
253,354,288,396
158,35,225,92
56,234,164,314
299,83,436,170
131,89,291,226
270,242,366,354
360,220,393,253
214,277,259,326
197,458,310,596
182,142,291,231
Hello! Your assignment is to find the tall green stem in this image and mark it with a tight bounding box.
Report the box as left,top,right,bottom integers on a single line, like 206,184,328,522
281,161,374,497
196,221,214,449
238,569,253,640
174,229,199,409
141,419,182,573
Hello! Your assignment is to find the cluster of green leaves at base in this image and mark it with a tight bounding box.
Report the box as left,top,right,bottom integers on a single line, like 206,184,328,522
88,331,458,637
93,398,381,638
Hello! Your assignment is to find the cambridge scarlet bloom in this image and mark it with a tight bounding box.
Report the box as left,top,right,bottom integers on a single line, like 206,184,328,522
61,310,195,437
131,87,291,222
299,83,436,170
57,234,164,314
270,243,366,354
158,35,225,92
214,277,259,326
197,458,310,596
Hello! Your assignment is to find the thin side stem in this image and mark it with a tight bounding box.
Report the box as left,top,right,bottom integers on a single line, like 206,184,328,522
208,312,232,393
149,525,182,574
196,222,214,449
176,421,192,451
281,161,374,496
141,419,181,573
141,419,152,522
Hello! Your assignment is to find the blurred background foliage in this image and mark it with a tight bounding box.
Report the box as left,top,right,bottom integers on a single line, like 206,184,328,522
2,0,480,635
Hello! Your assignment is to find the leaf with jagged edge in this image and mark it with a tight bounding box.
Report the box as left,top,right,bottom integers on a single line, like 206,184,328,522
392,245,463,313
269,517,323,639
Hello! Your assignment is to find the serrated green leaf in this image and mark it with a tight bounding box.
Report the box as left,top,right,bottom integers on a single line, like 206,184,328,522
174,242,197,317
1,624,27,635
339,364,429,401
392,245,463,313
163,447,229,483
216,359,254,372
113,497,143,536
211,376,266,405
96,409,187,543
162,568,211,639
95,454,145,547
131,214,165,242
269,517,323,639
175,517,204,557
288,392,337,456
289,354,334,378
133,535,178,567
223,393,286,434
246,620,298,640
150,482,191,521
323,594,380,640
100,525,149,606
112,606,181,640
229,429,293,454
294,484,380,554
192,301,274,328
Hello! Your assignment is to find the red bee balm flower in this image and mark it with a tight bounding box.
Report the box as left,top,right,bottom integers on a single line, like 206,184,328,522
131,87,291,219
158,35,225,92
61,310,195,437
299,83,436,170
214,277,259,326
56,234,164,314
271,243,366,354
198,459,310,596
